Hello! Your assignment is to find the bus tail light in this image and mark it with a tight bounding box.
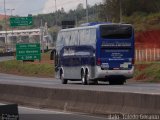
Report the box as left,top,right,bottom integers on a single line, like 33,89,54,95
97,58,101,65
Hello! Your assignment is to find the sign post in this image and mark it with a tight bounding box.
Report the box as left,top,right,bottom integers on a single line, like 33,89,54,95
16,43,41,61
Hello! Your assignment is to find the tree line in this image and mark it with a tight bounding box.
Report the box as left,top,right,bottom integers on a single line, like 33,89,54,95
30,0,160,43
1,0,159,30
100,0,160,22
32,0,160,28
1,0,159,42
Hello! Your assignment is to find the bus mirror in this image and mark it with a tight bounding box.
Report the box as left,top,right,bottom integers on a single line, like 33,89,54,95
50,49,56,60
55,66,59,72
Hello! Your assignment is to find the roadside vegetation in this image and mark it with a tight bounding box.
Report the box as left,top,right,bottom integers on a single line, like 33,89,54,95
0,60,54,78
0,53,54,78
1,0,160,41
134,62,160,83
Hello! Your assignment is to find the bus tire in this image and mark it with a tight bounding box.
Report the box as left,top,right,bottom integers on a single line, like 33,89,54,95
85,69,94,85
60,71,68,84
81,71,87,85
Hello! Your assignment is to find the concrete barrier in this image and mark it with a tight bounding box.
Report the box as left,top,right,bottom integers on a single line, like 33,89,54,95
0,84,159,115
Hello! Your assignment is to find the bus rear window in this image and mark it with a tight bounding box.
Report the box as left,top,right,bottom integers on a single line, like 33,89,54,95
100,25,133,39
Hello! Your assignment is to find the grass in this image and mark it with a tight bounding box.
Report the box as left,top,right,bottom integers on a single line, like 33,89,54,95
0,60,54,78
134,62,160,82
0,52,54,78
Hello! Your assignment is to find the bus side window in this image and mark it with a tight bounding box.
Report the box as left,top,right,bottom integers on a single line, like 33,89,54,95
70,30,79,46
90,29,96,46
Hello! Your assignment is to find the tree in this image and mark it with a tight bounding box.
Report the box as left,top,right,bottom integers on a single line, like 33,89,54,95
76,3,84,11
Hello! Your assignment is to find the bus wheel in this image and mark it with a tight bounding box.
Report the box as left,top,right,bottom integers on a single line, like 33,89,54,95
60,71,68,84
81,71,87,85
85,71,92,85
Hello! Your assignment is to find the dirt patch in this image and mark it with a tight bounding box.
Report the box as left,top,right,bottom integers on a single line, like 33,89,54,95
134,64,150,79
135,73,147,80
133,63,160,83
25,60,53,65
134,64,150,81
135,64,151,71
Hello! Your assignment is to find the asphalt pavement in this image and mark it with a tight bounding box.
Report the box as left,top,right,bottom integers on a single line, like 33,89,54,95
0,73,160,95
0,56,14,62
0,104,108,120
19,107,109,120
0,56,160,94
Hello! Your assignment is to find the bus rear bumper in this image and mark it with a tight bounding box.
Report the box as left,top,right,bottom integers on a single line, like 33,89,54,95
95,66,134,79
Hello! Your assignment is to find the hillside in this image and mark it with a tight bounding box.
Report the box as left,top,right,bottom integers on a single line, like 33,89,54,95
136,30,160,49
128,13,160,49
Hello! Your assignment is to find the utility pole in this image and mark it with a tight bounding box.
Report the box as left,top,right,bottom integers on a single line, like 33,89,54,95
54,0,57,26
7,8,15,51
86,0,89,23
4,0,7,52
55,0,57,12
119,0,122,23
40,19,44,53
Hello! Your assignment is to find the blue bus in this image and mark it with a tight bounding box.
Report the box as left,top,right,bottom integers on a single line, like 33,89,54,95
54,23,134,85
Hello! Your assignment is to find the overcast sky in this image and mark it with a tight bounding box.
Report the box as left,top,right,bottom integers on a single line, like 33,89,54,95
0,0,102,16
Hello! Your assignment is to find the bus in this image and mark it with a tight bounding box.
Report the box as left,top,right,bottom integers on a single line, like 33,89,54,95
54,23,134,85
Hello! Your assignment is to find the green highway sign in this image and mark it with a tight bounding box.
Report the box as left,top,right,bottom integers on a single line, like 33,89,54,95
16,43,41,61
16,55,41,61
16,44,40,49
10,17,33,27
16,49,41,55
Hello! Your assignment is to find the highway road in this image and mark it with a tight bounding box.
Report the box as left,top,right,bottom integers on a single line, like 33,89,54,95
0,56,14,62
0,56,159,95
0,104,108,120
0,73,160,94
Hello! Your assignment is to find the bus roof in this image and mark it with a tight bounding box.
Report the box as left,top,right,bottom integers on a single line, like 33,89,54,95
60,23,133,32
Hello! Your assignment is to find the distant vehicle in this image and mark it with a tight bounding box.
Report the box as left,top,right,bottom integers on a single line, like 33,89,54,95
6,48,13,52
53,23,135,85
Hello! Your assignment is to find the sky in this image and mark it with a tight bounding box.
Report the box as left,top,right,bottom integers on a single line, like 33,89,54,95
0,0,102,16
